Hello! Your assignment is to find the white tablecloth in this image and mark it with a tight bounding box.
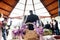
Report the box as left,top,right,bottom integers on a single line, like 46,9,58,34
43,35,56,40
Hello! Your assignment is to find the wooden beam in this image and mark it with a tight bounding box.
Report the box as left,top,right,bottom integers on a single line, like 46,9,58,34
15,0,19,2
46,0,57,7
40,0,58,17
49,7,58,12
51,13,58,16
2,1,14,8
3,15,8,17
40,0,52,17
49,12,58,17
52,14,58,17
8,0,19,16
51,14,58,18
0,7,10,12
0,0,19,17
3,13,8,16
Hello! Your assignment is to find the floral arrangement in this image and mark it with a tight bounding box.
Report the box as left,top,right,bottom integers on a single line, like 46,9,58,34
43,29,52,36
12,23,27,37
35,26,43,35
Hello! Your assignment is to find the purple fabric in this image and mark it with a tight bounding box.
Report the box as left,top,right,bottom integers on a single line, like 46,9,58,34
35,27,43,35
12,24,27,36
12,29,19,36
21,24,27,29
12,23,44,37
12,29,23,36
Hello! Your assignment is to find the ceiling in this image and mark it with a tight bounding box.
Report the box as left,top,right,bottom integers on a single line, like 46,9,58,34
10,0,50,17
41,0,58,18
0,0,19,17
0,0,58,18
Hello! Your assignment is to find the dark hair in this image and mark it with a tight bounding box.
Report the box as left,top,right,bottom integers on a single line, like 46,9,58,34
27,24,34,30
29,10,33,15
54,20,57,23
29,10,32,12
4,18,7,20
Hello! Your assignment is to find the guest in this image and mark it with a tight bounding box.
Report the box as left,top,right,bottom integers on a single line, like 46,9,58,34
2,18,7,40
0,13,4,40
44,21,51,29
54,20,59,35
24,10,41,29
50,20,55,34
26,10,40,25
41,21,44,27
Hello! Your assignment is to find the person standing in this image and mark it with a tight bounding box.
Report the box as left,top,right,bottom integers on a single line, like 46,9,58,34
2,18,8,40
0,13,4,40
54,20,60,35
25,10,41,28
44,21,51,29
